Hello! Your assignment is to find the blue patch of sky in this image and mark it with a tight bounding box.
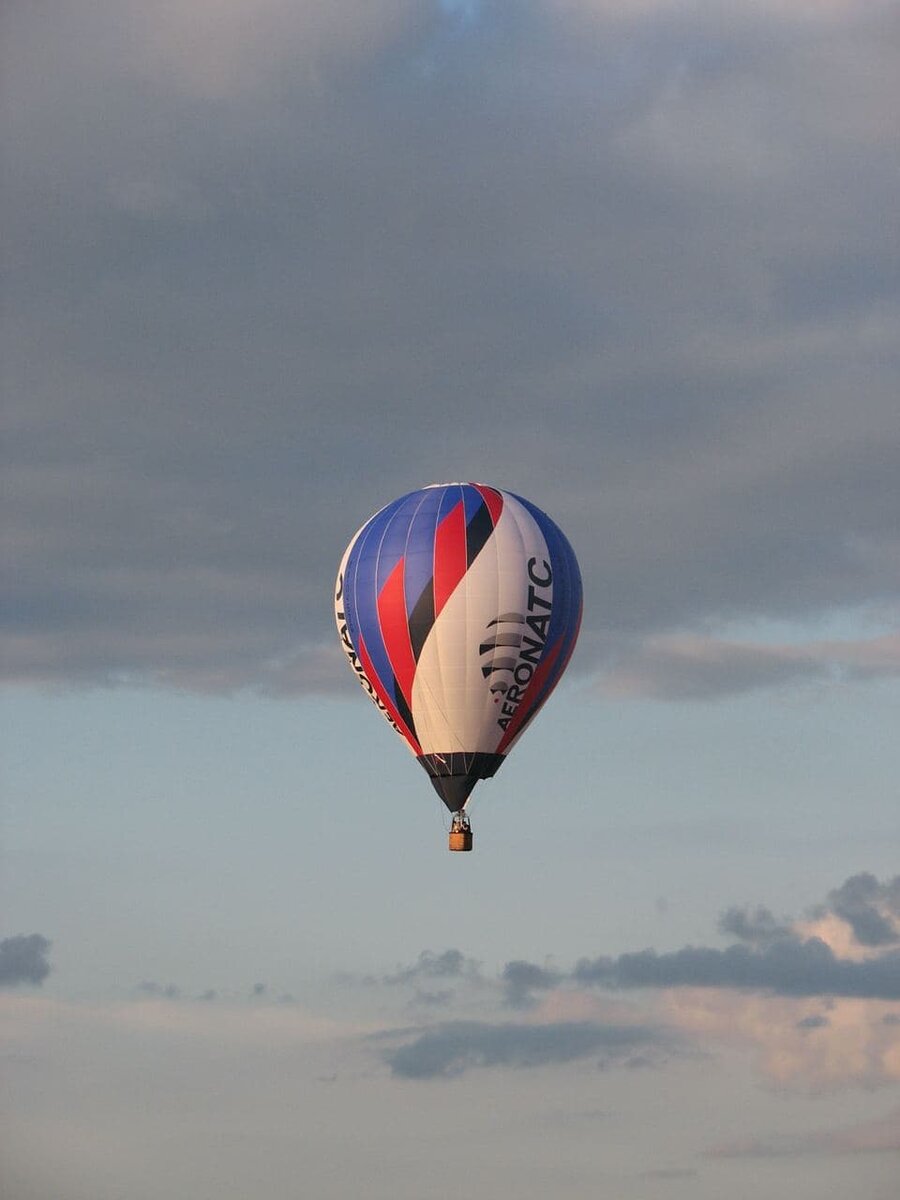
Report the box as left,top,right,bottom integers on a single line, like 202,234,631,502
4,671,898,1003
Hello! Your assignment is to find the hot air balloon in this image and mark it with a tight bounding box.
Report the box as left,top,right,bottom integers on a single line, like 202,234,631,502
334,483,582,851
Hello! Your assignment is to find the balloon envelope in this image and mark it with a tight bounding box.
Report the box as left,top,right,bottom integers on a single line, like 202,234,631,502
335,483,582,811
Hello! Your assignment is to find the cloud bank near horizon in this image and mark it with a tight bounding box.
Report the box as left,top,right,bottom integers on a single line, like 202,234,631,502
500,873,900,1003
366,873,900,1088
3,874,898,1093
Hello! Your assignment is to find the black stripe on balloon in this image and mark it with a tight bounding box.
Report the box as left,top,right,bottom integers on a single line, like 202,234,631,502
407,578,436,663
393,675,418,742
465,501,494,569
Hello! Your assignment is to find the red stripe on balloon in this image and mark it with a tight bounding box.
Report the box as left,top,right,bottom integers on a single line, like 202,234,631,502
433,499,468,616
357,631,422,755
473,483,504,527
496,638,563,754
377,557,417,707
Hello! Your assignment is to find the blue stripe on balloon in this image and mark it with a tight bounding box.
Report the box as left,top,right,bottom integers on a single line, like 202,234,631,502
436,483,462,526
375,492,421,596
403,487,444,616
344,494,408,703
462,483,484,524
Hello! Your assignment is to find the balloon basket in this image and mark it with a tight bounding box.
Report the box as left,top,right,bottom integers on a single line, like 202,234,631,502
448,812,473,852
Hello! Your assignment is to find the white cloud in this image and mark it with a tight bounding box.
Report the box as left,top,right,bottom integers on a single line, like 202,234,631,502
598,630,900,699
663,989,900,1090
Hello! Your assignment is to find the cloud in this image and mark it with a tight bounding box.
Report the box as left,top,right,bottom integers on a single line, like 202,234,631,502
797,1014,829,1029
342,877,900,1087
0,935,52,987
493,875,900,1088
665,990,900,1090
2,0,899,694
718,905,793,945
4,978,893,1198
502,960,564,1008
381,949,483,987
497,875,900,1000
334,949,484,1009
133,978,306,1004
5,0,900,696
25,0,423,104
826,873,900,948
598,632,900,700
573,941,900,1000
382,1018,670,1079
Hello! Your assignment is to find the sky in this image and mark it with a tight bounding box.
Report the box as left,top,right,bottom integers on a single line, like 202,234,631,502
2,1,899,1196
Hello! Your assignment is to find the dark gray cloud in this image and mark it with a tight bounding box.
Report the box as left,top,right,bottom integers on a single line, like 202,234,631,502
335,949,482,995
502,959,563,1008
382,949,482,987
504,874,900,1000
572,942,900,1000
134,979,296,1002
0,934,52,987
826,873,900,947
718,905,792,946
2,2,899,694
383,1018,670,1079
796,1014,829,1030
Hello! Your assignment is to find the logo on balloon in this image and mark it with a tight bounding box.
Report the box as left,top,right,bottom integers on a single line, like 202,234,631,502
335,572,402,735
479,613,526,693
480,557,553,730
